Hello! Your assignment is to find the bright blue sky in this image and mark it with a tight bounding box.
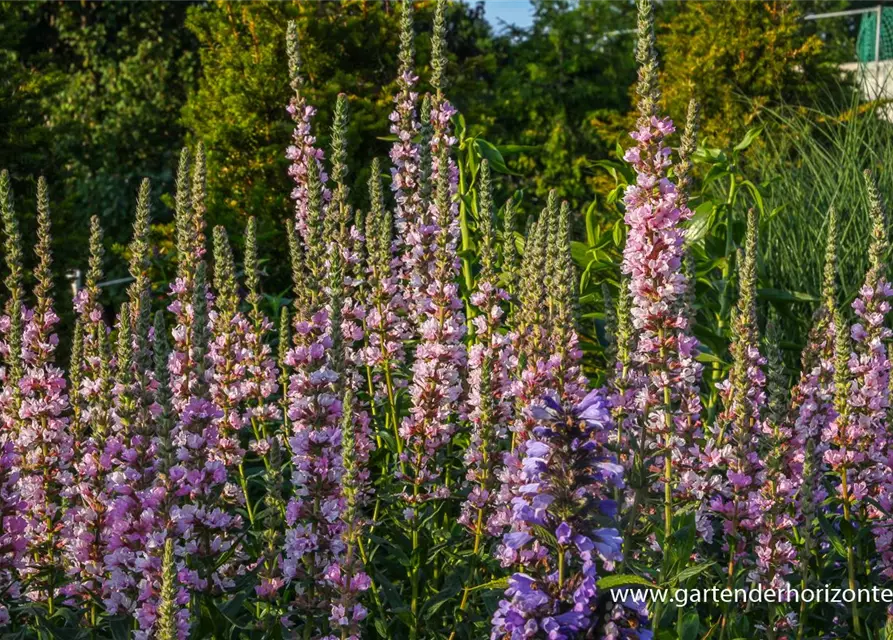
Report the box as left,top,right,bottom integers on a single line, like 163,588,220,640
480,0,535,31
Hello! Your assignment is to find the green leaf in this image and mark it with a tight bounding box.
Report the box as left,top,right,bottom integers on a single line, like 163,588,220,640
733,125,764,152
679,612,700,640
686,201,714,243
757,288,819,303
470,577,509,592
422,570,464,618
817,512,848,558
596,574,657,590
475,138,518,175
570,241,592,269
612,221,625,248
671,561,715,585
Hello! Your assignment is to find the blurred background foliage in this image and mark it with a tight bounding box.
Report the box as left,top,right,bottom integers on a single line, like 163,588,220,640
2,0,892,364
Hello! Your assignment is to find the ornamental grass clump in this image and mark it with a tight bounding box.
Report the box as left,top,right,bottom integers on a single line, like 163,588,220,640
6,0,893,638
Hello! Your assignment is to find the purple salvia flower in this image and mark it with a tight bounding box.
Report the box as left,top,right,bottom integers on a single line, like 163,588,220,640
491,390,643,639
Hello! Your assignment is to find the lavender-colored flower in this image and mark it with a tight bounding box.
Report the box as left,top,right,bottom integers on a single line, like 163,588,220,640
708,210,766,567
460,161,513,535
398,46,466,501
749,319,798,595
492,390,639,639
14,178,74,607
0,170,25,625
389,0,422,238
285,20,330,239
823,173,893,577
61,216,115,608
362,159,410,421
282,248,349,631
620,1,704,543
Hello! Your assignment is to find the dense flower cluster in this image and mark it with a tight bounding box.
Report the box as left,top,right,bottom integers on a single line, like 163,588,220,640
491,391,638,639
459,161,513,535
398,1,467,506
621,94,704,527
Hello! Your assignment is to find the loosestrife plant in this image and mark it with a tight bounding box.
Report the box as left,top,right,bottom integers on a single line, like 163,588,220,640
1,1,893,639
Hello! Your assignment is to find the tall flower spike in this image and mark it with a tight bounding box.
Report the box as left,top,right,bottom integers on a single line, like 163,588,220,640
607,278,640,477
550,200,585,403
128,179,153,370
751,315,798,593
286,20,303,94
241,217,280,455
711,209,767,575
789,206,838,485
212,226,239,324
0,170,25,421
390,0,422,237
191,142,208,260
477,160,495,282
635,0,660,124
17,177,73,604
174,148,192,281
328,94,350,241
363,157,408,426
431,0,448,95
61,302,114,607
501,197,519,298
675,98,700,205
324,389,371,639
461,159,513,536
0,169,24,628
622,10,707,547
34,177,53,312
491,391,633,639
86,215,104,293
285,20,329,239
846,171,893,579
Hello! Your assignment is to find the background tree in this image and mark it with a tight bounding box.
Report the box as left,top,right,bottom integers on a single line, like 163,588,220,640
660,0,850,146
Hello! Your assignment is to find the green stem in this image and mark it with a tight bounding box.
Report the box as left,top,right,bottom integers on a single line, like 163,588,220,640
840,469,861,635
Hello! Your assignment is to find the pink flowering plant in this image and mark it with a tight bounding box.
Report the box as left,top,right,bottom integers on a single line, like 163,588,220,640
4,1,893,639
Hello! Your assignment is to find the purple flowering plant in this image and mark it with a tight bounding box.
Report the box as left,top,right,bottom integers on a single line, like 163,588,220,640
4,0,893,639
